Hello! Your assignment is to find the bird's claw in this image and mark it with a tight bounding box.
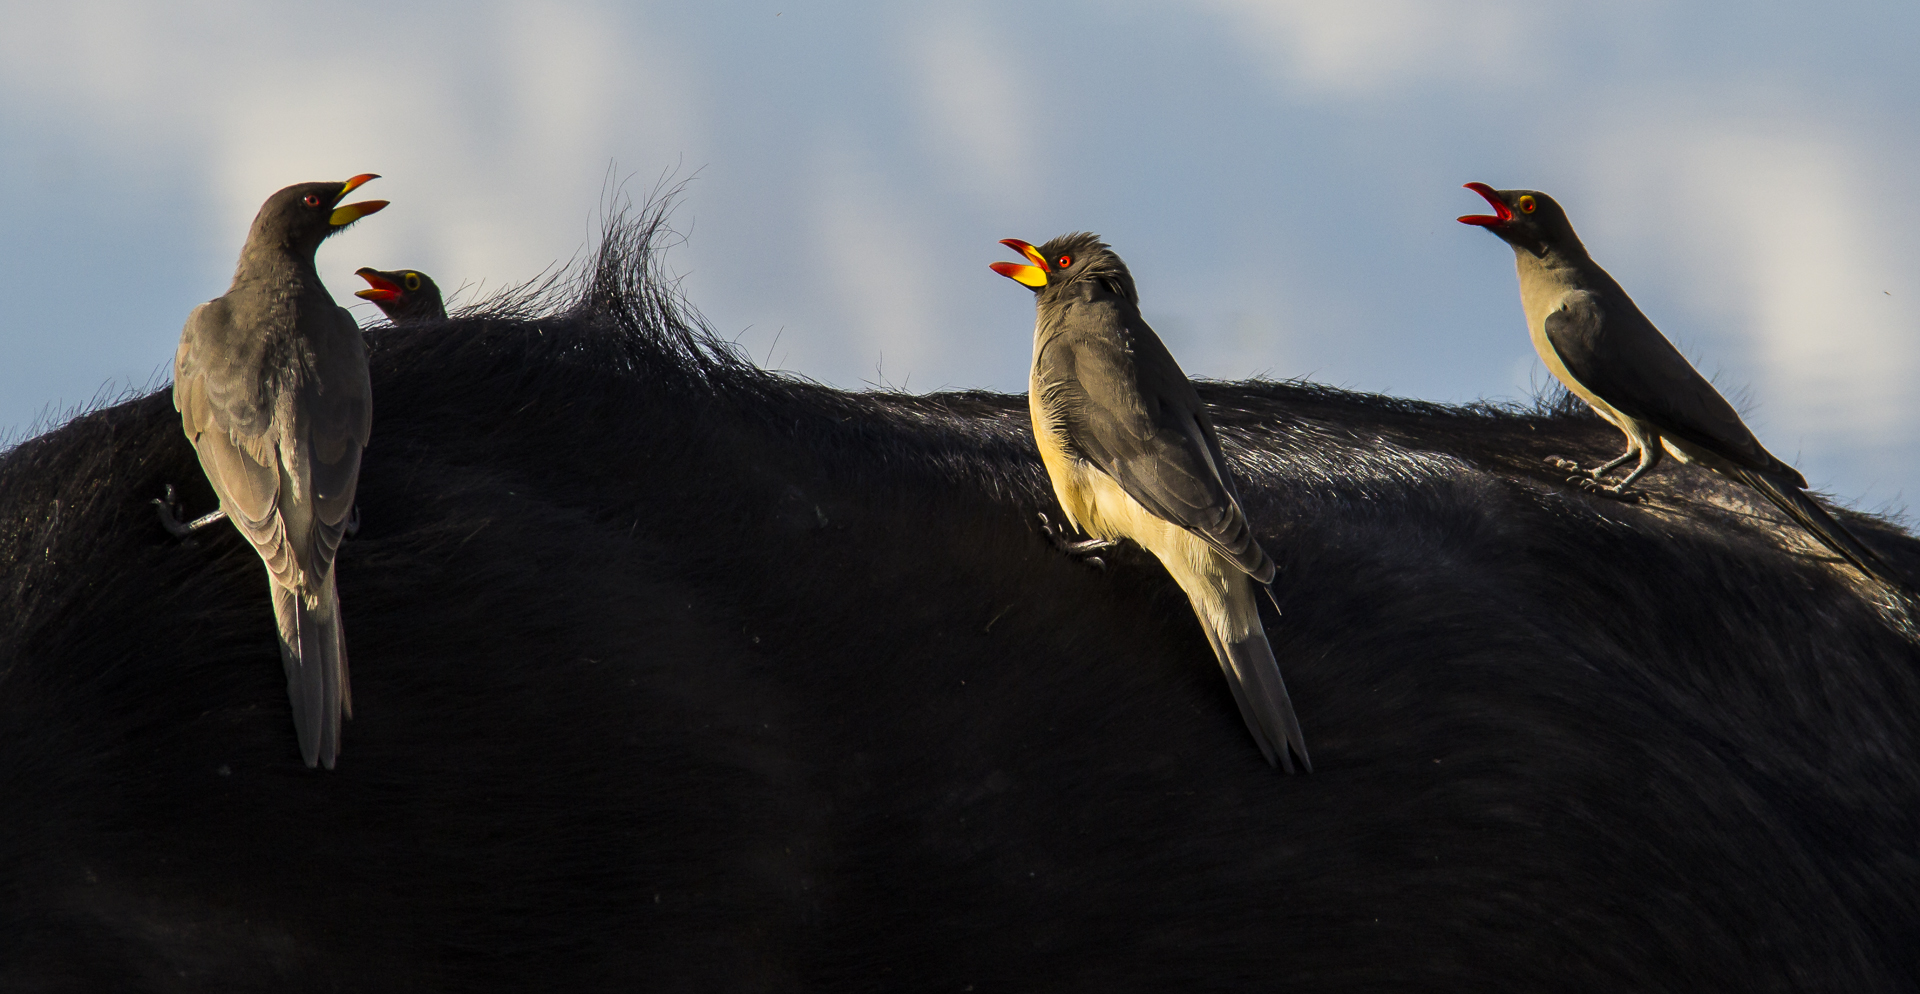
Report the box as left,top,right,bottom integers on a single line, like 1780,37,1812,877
1568,476,1640,502
1036,511,1115,569
1545,455,1583,473
152,484,227,539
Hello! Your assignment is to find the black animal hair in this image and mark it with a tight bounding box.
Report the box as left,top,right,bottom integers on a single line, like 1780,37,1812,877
2,193,1918,991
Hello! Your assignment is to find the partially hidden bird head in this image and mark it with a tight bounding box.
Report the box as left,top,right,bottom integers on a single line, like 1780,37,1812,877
990,232,1137,305
354,267,447,325
1457,183,1582,259
246,175,388,255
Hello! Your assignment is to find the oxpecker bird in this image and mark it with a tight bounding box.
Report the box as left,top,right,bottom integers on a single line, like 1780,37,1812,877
992,233,1311,772
172,175,385,768
354,267,447,325
1459,183,1910,592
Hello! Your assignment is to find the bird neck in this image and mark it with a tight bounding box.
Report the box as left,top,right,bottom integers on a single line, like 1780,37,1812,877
231,242,322,291
1514,238,1593,279
231,213,327,287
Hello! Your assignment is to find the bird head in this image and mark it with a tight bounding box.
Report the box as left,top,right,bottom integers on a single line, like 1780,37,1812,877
1457,183,1579,259
249,175,388,254
990,232,1136,303
354,266,446,324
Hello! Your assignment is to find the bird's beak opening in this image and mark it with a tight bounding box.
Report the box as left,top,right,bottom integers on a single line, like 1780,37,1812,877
990,238,1049,288
331,174,387,227
1457,182,1512,228
354,267,402,301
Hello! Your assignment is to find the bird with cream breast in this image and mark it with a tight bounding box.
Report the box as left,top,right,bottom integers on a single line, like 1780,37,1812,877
1459,182,1910,592
992,233,1310,772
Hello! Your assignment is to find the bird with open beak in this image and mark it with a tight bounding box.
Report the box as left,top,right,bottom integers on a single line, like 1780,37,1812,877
992,233,1311,772
354,267,447,326
1459,182,1910,592
170,174,385,768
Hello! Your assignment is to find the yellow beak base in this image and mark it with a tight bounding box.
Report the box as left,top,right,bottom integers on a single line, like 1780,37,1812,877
330,200,389,227
990,261,1049,287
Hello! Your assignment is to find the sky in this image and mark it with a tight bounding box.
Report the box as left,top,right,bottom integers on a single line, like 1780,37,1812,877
2,1,1917,513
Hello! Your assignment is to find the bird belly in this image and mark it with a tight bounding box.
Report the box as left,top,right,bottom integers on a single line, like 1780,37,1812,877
1053,458,1258,640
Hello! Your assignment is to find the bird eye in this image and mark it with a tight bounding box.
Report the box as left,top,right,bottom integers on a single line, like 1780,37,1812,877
1056,255,1073,268
1518,195,1537,213
404,273,421,291
303,194,323,207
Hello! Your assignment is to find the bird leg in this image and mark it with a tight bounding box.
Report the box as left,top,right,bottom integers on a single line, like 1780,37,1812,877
345,505,361,538
1573,443,1662,498
1544,444,1637,479
152,484,227,538
1584,446,1641,480
1037,511,1116,570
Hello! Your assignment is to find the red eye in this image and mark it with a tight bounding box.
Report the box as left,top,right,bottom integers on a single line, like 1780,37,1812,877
304,194,323,207
1056,255,1072,268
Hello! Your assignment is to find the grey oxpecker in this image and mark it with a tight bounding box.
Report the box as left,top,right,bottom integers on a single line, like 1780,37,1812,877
354,267,446,325
992,233,1311,772
172,174,385,768
1460,182,1910,592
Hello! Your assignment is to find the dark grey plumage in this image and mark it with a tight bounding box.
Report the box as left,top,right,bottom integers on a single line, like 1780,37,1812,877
994,232,1309,772
354,267,447,325
1460,183,1910,592
172,175,384,768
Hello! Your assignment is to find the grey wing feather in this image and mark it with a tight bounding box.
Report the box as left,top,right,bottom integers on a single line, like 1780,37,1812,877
1544,292,1789,476
175,300,298,584
301,307,372,574
1041,305,1274,581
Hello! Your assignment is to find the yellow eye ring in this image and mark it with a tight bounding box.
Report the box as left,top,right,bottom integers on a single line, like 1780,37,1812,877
1518,195,1537,213
404,273,421,291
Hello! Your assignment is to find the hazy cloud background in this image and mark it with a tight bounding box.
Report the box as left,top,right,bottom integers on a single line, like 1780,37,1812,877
3,1,1916,511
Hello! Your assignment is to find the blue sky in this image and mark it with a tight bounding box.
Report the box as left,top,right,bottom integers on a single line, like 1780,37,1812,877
3,1,1917,512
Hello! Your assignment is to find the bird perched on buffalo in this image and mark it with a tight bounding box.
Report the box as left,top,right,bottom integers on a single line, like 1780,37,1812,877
992,233,1310,772
354,267,446,325
170,175,385,768
1459,183,1910,592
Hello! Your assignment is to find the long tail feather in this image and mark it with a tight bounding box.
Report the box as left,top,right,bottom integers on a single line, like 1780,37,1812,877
1204,624,1312,774
271,574,349,769
1735,468,1914,594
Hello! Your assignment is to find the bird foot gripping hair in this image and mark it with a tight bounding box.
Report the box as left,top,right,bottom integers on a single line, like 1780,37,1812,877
154,488,361,539
354,267,447,326
167,174,385,769
153,483,228,538
1459,182,1911,592
1035,511,1116,569
992,234,1312,773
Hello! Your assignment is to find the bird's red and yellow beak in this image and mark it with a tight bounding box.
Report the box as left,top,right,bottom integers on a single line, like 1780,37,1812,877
331,174,388,227
989,238,1050,288
1457,182,1513,227
353,267,401,302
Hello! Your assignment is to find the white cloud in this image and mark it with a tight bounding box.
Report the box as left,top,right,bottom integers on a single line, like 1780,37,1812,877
805,143,944,389
903,12,1038,209
0,0,704,308
1198,0,1541,94
1579,120,1919,448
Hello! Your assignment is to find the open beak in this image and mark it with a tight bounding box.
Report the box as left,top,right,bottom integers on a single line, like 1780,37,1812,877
989,238,1049,288
353,267,401,302
331,174,388,227
1457,182,1512,228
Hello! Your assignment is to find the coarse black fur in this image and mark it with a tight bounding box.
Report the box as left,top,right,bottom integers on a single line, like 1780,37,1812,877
3,197,1919,991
